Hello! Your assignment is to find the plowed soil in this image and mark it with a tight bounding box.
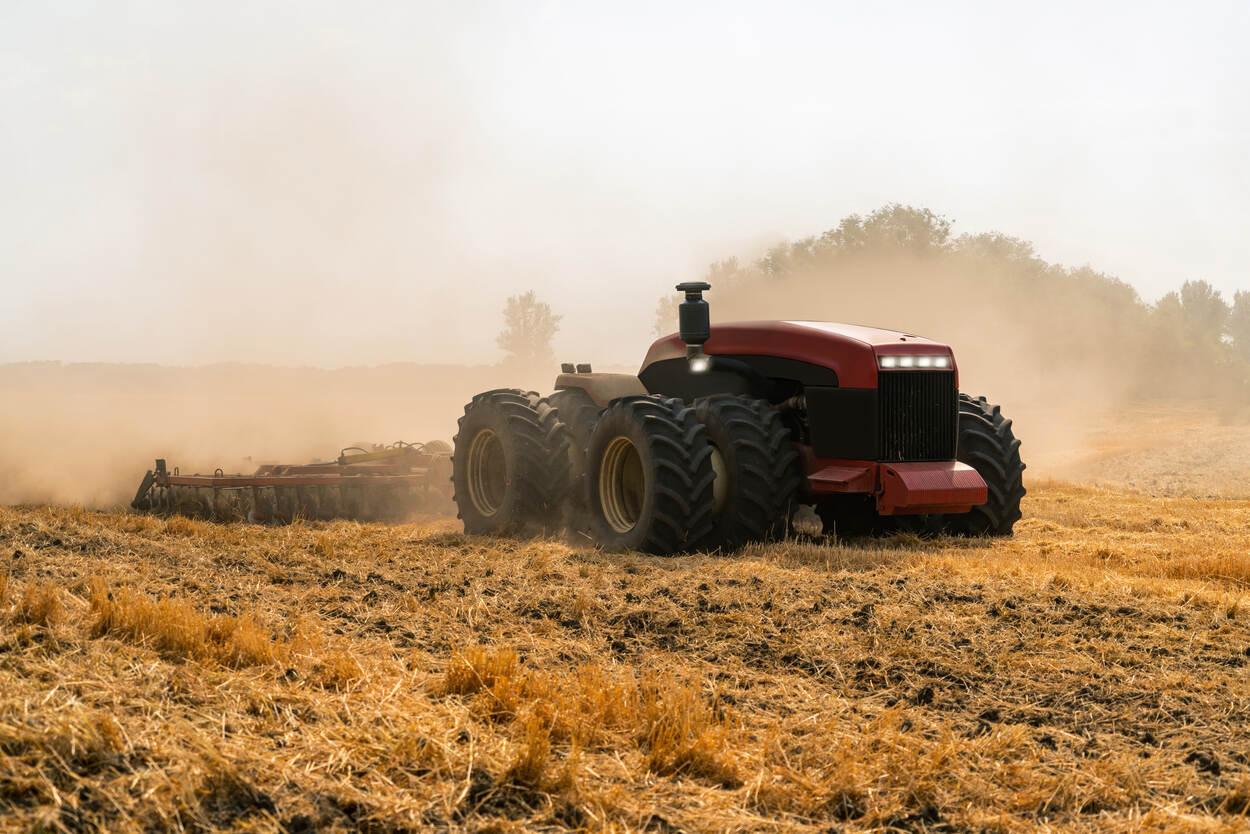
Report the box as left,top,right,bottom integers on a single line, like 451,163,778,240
2,475,1249,831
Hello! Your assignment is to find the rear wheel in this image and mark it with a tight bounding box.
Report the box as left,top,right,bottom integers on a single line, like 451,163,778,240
935,393,1025,536
548,388,604,532
586,396,716,554
689,395,800,550
453,389,571,535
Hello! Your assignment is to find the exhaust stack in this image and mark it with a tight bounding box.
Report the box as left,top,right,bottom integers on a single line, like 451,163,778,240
676,282,711,371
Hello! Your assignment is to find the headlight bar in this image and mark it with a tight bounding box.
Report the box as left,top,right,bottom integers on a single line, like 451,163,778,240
878,354,952,370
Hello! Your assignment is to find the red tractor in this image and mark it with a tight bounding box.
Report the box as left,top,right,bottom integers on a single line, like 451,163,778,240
453,283,1024,553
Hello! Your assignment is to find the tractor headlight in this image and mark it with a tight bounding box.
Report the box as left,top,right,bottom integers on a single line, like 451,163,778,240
878,354,951,370
689,355,711,373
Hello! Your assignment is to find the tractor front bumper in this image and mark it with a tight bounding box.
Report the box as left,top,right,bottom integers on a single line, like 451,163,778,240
803,454,987,516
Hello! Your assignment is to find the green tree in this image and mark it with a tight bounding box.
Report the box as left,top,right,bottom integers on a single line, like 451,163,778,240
757,238,820,279
1153,290,1184,328
817,204,953,254
1228,290,1250,362
1178,279,1229,351
953,232,1040,266
1067,266,1141,311
497,291,561,366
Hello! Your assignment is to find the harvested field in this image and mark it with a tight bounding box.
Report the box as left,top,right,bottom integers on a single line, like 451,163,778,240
1031,403,1250,500
1,483,1249,832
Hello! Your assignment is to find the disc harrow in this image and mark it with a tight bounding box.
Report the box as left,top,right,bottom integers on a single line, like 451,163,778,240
131,441,453,523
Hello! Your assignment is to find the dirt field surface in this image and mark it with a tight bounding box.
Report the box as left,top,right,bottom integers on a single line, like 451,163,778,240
1,483,1249,833
1028,403,1250,499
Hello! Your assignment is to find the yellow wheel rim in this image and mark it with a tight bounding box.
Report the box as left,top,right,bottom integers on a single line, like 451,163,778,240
467,428,507,516
600,436,645,533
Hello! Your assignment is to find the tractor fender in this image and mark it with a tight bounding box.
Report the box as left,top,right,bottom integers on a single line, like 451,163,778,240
554,373,648,407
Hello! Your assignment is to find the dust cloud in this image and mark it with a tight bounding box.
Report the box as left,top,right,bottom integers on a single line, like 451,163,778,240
0,48,617,507
8,240,1250,506
0,361,561,508
4,37,1246,507
1,36,658,507
10,284,1250,510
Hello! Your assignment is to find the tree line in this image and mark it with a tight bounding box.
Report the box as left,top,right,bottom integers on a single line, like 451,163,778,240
664,204,1250,402
499,204,1248,402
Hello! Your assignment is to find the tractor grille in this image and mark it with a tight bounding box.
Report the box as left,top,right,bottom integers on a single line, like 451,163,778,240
877,371,957,461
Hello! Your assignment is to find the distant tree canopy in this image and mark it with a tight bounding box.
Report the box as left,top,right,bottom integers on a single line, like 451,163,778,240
1229,291,1250,364
657,204,1247,404
497,291,561,367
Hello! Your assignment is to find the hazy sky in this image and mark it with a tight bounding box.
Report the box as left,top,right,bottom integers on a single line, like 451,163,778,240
3,1,1248,367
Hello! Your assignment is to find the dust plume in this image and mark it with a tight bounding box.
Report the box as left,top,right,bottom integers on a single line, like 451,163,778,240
3,48,1245,507
0,41,636,507
0,44,604,507
0,361,558,508
8,200,1250,508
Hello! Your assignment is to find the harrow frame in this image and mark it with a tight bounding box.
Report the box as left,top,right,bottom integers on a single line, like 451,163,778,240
131,442,453,523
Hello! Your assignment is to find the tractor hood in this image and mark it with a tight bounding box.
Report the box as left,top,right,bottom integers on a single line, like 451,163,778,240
640,320,955,389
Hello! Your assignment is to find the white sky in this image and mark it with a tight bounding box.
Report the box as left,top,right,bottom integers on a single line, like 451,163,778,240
2,1,1248,367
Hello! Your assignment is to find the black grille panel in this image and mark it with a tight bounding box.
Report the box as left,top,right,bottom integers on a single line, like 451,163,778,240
877,371,957,461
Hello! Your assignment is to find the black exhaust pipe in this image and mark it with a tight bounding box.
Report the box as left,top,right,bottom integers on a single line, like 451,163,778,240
676,281,711,365
674,281,769,392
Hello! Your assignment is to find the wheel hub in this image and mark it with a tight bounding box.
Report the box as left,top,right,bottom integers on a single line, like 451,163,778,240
600,436,645,533
466,428,507,516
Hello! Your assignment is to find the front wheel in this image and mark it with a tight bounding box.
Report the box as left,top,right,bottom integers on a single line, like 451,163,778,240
934,393,1025,536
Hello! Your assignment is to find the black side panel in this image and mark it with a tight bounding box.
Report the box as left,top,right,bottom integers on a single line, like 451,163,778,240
807,387,877,459
715,355,840,387
640,355,839,403
637,358,757,400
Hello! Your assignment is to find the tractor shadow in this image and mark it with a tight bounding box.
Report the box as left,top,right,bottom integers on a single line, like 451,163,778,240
556,529,996,576
409,527,994,576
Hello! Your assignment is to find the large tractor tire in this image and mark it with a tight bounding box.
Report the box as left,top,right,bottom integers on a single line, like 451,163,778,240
453,389,571,535
689,395,801,550
585,396,716,554
936,393,1025,536
548,388,605,532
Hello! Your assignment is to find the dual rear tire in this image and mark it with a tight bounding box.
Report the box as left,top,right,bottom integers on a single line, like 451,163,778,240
454,391,799,554
583,395,800,553
584,396,717,554
452,389,570,535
